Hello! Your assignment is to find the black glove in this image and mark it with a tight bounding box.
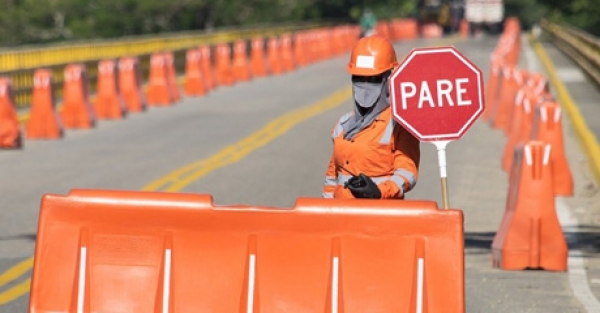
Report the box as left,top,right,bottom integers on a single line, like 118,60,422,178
344,173,382,199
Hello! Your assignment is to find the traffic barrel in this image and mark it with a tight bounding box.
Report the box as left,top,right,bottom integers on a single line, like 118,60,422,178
26,69,63,140
0,77,22,148
199,45,216,90
267,37,283,76
118,56,146,113
492,141,568,271
95,59,127,120
60,64,96,129
215,43,235,86
231,40,251,82
183,48,207,97
250,37,268,77
146,53,173,106
30,190,465,312
532,100,574,196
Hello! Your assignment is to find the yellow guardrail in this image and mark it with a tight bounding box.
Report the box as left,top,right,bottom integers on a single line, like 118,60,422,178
0,22,328,109
540,19,600,86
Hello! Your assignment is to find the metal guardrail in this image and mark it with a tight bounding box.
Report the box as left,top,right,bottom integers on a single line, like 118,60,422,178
540,19,600,87
0,21,332,110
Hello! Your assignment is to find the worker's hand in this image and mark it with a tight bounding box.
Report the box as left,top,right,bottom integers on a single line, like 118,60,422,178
344,173,382,199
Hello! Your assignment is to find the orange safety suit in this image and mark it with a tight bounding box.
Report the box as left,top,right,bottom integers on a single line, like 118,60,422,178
322,107,420,199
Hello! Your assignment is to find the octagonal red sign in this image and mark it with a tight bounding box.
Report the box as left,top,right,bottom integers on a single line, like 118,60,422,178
389,46,485,142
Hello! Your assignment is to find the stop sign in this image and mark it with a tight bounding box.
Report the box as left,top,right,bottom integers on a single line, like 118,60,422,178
389,46,485,142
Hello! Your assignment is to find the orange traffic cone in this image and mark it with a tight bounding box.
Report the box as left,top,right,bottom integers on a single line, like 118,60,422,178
250,37,268,77
146,53,173,107
184,48,207,97
0,77,22,148
215,43,235,86
60,64,95,129
492,141,568,271
280,33,295,73
119,57,146,113
532,100,574,196
26,69,63,139
232,40,251,82
164,52,180,103
267,37,283,76
199,45,216,90
95,59,127,119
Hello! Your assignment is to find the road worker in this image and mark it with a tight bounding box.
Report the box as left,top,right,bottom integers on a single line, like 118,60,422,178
359,8,378,37
322,35,420,199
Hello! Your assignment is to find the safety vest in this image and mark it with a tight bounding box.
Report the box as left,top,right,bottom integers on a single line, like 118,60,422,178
322,107,420,199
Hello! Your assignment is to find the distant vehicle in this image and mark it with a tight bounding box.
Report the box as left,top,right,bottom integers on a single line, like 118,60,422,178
465,0,504,34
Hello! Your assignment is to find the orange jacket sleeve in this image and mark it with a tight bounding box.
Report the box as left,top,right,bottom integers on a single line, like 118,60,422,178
377,125,420,199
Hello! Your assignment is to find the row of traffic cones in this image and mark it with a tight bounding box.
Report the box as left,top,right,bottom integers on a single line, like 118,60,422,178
0,25,367,146
487,17,572,271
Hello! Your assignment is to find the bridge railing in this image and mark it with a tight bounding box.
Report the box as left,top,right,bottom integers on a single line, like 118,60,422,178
0,21,329,110
540,19,600,87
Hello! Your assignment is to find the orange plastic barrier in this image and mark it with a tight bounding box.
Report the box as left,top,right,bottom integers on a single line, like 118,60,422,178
146,53,174,106
0,77,22,148
95,60,127,119
215,43,235,86
492,141,568,271
490,66,526,133
118,57,147,113
293,33,308,67
250,37,268,77
280,33,296,73
232,40,252,82
531,100,574,196
164,52,181,103
482,55,503,121
26,69,63,139
501,85,536,172
61,64,96,129
183,48,207,97
199,45,216,91
31,190,465,313
459,19,470,38
267,37,283,76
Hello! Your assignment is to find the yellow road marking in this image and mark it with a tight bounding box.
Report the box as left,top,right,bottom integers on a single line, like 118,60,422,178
143,86,351,191
531,35,600,183
0,257,33,288
0,279,31,305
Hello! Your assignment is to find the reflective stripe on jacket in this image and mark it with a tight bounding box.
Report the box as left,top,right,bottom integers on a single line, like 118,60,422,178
322,107,420,199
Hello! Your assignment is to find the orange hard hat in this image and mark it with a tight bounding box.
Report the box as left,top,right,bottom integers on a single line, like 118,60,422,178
347,35,398,76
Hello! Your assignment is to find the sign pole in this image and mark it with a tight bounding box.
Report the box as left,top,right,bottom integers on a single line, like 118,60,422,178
433,141,451,209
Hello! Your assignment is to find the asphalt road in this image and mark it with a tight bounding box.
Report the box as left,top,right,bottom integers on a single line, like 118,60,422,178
0,33,599,312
